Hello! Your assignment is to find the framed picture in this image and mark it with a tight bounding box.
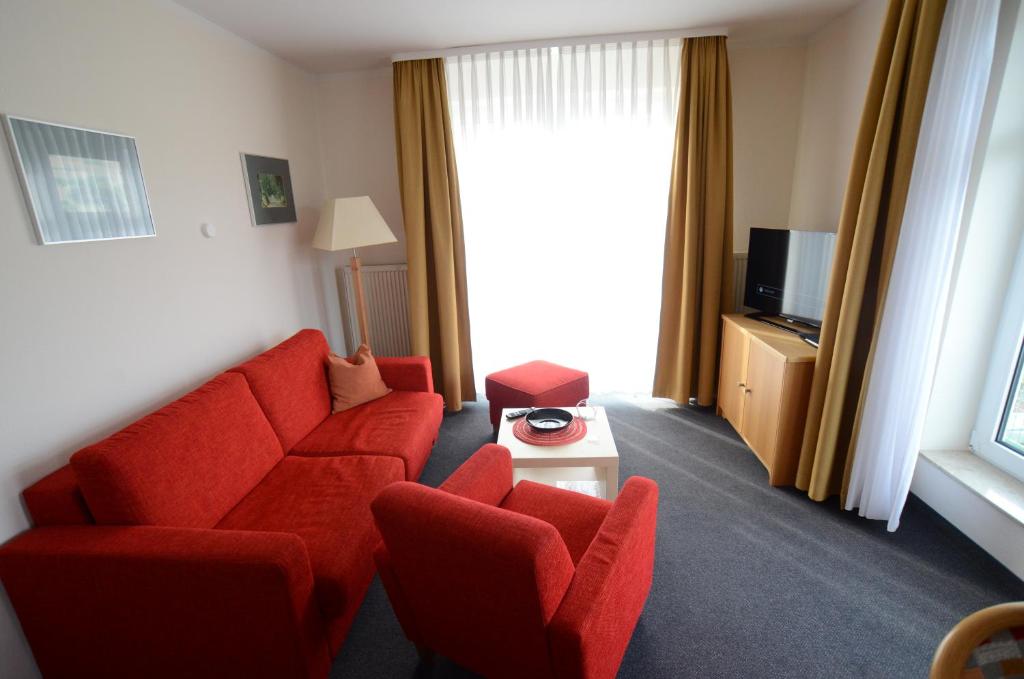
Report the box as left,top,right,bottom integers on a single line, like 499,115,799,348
3,115,156,245
241,153,296,226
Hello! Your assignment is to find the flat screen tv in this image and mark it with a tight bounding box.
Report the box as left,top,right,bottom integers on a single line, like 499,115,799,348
744,227,837,328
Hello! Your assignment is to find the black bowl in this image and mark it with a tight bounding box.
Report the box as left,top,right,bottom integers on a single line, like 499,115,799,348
526,408,574,433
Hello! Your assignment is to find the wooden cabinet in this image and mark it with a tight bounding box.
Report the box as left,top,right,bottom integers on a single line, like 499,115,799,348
717,314,816,486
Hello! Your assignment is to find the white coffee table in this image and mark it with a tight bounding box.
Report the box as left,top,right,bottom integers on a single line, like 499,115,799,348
497,406,620,500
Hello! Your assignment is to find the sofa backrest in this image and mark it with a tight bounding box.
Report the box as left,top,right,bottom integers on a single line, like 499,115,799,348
228,329,331,452
372,482,575,678
70,372,283,528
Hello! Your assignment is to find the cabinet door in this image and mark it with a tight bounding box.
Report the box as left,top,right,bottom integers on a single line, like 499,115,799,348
741,339,784,469
718,320,747,430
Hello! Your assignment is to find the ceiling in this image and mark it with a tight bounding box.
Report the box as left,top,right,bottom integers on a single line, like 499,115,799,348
174,0,862,73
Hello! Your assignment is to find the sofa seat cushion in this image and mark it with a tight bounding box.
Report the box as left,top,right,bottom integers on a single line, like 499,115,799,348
500,480,611,564
71,373,284,528
291,390,444,481
217,455,403,626
229,329,332,452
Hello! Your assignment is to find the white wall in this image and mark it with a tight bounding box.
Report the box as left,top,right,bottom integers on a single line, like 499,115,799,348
911,456,1024,580
316,68,407,266
788,0,887,232
0,0,328,674
729,41,807,253
729,0,887,254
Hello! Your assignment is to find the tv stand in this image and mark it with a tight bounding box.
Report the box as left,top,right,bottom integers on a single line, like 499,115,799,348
718,314,817,486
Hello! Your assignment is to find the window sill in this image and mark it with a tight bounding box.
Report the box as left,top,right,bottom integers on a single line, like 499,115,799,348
920,449,1024,527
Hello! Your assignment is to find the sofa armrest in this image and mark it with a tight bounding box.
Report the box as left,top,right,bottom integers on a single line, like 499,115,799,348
376,356,434,393
438,444,513,506
0,525,331,679
547,476,659,679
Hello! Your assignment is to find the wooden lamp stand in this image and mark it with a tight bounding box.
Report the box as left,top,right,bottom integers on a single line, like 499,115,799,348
349,253,371,348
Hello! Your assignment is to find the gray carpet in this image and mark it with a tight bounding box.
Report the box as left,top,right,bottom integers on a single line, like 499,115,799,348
331,397,1024,678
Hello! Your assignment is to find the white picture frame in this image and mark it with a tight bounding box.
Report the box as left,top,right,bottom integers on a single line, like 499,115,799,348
3,114,156,245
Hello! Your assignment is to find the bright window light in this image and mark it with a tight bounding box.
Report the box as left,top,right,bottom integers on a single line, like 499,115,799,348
447,42,681,394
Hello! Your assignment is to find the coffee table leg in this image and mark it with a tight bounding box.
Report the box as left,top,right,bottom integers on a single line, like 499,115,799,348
606,463,619,501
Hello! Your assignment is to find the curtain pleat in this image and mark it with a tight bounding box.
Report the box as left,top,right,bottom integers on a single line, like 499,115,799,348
796,0,947,501
843,0,997,531
447,39,682,134
652,36,734,406
392,58,477,411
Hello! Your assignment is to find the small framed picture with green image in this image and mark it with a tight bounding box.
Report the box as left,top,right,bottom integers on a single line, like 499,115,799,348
258,172,287,208
241,153,296,226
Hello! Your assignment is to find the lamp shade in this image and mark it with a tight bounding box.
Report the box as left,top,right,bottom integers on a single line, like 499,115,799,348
312,196,397,251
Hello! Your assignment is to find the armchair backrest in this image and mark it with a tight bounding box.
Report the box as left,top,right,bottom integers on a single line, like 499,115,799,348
372,482,575,679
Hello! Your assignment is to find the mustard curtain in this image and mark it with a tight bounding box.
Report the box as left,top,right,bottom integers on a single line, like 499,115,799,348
653,36,734,406
797,0,947,501
393,58,476,411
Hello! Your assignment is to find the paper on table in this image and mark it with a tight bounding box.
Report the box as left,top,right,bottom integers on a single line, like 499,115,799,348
556,480,602,497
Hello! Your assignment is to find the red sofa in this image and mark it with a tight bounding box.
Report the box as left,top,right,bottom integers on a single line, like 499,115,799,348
372,444,659,679
0,329,443,678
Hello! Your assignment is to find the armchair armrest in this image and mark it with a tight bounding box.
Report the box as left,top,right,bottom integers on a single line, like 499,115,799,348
0,525,331,679
375,356,434,393
547,476,659,679
374,445,513,648
438,444,513,505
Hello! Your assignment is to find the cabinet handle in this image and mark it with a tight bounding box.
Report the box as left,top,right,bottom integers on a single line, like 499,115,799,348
744,388,752,394
737,382,745,387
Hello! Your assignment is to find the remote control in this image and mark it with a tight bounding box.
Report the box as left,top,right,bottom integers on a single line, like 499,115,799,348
505,408,532,420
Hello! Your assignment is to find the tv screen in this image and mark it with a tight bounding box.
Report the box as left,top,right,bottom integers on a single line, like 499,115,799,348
744,228,836,326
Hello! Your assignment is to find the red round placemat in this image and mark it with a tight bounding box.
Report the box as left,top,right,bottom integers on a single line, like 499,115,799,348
512,416,587,446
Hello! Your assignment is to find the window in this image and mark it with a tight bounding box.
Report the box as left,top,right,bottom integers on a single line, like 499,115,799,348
996,344,1024,454
446,40,682,394
972,233,1024,481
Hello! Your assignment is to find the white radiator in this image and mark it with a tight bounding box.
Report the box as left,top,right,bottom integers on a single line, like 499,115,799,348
733,252,749,312
338,264,412,357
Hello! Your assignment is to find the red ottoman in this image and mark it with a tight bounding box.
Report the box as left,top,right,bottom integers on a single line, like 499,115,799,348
484,361,589,430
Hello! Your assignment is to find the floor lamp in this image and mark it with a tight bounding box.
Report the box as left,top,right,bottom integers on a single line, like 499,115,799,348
313,196,397,350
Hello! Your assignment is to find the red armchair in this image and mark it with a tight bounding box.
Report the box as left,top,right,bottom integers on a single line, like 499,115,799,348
371,444,659,679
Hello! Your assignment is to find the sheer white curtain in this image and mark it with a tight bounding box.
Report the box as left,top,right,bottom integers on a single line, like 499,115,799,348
845,0,1000,531
446,40,681,393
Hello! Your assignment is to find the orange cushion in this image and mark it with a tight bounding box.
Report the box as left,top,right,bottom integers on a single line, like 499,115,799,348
327,344,391,413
